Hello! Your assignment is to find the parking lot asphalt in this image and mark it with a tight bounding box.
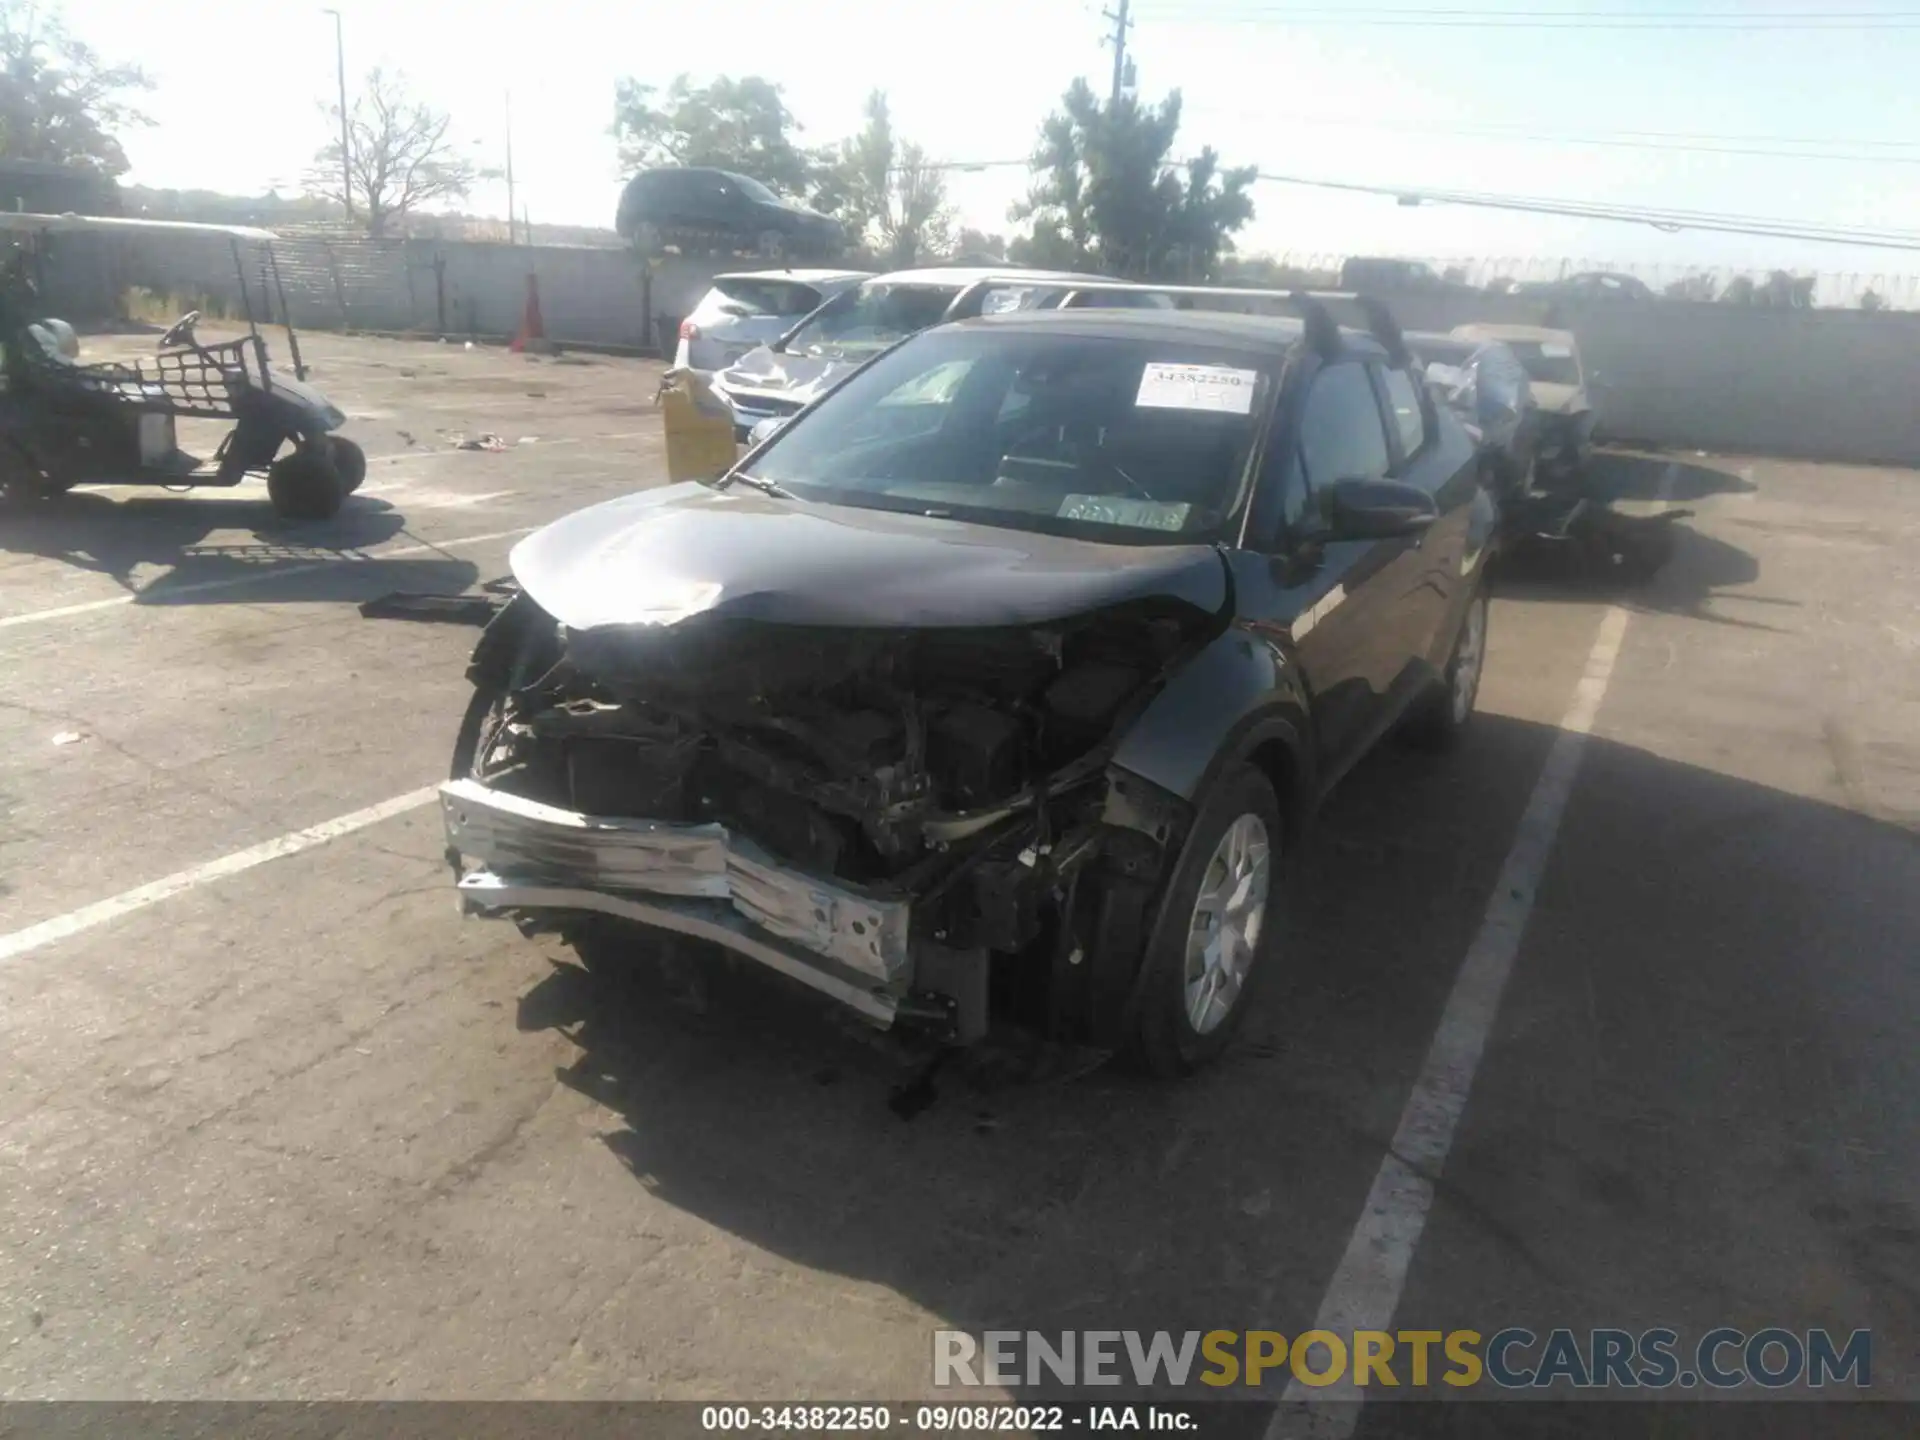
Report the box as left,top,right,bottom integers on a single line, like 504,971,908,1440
0,333,1914,1416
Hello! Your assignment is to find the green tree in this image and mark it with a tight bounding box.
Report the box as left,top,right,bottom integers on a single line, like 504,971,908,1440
810,92,954,266
612,74,813,197
950,228,1008,262
1011,79,1254,281
0,0,151,175
306,68,485,237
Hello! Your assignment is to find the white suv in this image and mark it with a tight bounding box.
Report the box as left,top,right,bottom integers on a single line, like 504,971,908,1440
673,270,870,373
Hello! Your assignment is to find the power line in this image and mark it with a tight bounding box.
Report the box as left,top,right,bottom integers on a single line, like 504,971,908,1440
1244,171,1920,250
920,154,1920,251
1132,5,1920,29
1179,106,1920,165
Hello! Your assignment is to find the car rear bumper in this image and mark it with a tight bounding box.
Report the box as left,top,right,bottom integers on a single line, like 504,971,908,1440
441,778,910,1026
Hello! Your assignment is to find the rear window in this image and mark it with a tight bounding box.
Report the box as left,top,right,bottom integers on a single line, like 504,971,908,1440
783,282,961,354
1509,341,1582,387
706,279,825,318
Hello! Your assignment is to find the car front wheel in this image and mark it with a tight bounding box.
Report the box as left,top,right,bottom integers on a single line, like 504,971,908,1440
1126,764,1284,1077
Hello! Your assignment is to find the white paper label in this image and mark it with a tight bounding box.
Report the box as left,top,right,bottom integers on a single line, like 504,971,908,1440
1057,495,1192,531
1538,342,1573,358
1136,362,1259,415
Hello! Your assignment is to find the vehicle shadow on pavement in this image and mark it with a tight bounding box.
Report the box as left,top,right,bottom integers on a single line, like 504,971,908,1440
0,491,477,607
510,709,1918,1395
1494,504,1793,634
1586,451,1759,504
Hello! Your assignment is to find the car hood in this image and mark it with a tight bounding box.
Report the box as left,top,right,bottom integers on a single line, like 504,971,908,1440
715,344,870,402
508,482,1231,631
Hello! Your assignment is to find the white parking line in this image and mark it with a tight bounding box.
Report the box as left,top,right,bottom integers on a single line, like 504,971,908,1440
1266,471,1679,1436
0,527,535,633
0,787,439,967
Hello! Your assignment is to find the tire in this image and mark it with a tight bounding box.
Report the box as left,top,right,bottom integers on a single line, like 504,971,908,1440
1404,588,1488,751
327,435,368,494
1125,764,1285,1078
266,444,344,521
450,595,561,781
757,228,787,262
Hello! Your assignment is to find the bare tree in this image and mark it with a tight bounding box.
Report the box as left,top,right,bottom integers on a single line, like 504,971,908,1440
307,69,484,236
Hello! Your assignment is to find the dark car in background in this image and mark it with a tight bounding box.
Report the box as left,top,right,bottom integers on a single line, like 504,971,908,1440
439,298,1496,1076
1511,271,1656,303
1337,257,1475,294
616,166,845,262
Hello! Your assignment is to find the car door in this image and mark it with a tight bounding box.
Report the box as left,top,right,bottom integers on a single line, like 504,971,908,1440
1231,357,1408,779
1370,358,1475,674
683,172,737,233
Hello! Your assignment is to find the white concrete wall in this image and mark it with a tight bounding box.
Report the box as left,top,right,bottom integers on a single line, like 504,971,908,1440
43,234,1920,467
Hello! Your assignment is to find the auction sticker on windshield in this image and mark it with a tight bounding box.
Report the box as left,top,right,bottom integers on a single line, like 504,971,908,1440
1058,495,1192,531
1136,362,1259,415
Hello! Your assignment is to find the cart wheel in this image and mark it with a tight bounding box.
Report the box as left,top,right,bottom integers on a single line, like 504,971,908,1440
267,445,344,521
327,436,368,494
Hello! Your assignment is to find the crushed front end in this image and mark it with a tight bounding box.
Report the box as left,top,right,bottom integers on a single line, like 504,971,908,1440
443,595,1215,1047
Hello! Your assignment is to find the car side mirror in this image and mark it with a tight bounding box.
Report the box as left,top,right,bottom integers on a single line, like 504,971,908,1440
1325,477,1439,541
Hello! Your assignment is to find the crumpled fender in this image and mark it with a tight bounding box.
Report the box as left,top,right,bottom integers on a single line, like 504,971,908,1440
1108,623,1316,823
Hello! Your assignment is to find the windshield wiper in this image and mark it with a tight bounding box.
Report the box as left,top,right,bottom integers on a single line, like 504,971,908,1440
716,471,802,499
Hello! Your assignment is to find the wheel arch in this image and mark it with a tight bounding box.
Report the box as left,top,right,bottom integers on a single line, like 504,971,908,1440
1108,626,1319,842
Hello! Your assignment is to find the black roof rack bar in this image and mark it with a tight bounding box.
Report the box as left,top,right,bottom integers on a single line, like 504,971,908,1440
1353,294,1410,366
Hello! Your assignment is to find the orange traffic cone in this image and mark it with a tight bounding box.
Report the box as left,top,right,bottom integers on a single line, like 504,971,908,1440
509,273,550,353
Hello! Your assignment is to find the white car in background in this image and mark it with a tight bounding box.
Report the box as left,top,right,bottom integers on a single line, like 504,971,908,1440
673,270,871,373
1450,323,1599,480
710,266,1175,440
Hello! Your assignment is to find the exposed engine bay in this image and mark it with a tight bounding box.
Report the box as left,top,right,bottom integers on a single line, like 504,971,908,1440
475,600,1204,879
454,592,1221,1040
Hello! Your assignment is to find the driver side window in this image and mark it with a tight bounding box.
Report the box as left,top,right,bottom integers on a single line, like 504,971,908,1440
1300,362,1391,491
1269,362,1391,538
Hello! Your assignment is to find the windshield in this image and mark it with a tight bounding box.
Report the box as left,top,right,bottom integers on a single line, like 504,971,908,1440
1508,340,1582,387
742,328,1275,545
781,282,961,355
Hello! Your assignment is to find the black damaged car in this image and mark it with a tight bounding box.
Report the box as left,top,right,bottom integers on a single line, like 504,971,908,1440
440,297,1496,1076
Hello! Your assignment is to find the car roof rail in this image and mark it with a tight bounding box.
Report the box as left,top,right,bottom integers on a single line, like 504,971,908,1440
945,275,1362,360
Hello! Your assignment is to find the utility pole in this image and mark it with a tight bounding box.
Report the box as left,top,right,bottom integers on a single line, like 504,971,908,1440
323,9,353,226
1104,0,1132,106
504,92,517,246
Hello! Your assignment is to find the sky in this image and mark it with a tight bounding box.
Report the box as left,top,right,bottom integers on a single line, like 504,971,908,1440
61,0,1920,282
